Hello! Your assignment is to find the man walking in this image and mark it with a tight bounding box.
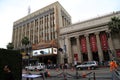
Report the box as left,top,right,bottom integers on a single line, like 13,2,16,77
109,60,118,80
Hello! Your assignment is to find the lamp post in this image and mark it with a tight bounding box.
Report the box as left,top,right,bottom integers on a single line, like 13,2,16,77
63,36,67,64
63,36,68,80
58,36,68,80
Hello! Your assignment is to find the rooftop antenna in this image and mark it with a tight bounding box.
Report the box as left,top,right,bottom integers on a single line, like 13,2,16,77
28,0,31,14
28,6,31,14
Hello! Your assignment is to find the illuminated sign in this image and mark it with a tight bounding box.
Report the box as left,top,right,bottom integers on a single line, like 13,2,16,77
32,48,57,56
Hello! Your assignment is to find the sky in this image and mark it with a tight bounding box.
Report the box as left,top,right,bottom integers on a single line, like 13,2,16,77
0,0,120,49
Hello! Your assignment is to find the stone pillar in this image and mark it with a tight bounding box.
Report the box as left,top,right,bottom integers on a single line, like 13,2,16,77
85,34,93,61
95,32,104,62
43,16,45,41
106,31,115,60
48,14,51,40
33,20,35,44
67,37,72,64
75,36,83,63
38,18,40,42
29,23,31,42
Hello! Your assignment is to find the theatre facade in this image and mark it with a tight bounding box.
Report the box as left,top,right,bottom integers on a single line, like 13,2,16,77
59,11,120,64
12,2,71,64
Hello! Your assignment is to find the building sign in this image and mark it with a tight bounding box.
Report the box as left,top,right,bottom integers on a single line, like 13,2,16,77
90,34,97,52
80,36,87,53
32,48,57,56
100,32,108,51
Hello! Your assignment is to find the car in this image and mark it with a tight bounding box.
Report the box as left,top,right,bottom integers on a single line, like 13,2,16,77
76,61,98,70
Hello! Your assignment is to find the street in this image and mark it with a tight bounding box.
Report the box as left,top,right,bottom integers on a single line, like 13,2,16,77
22,67,112,80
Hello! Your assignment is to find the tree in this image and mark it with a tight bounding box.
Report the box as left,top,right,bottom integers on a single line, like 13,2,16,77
108,16,120,46
21,36,30,55
21,37,30,46
21,36,30,65
108,16,120,34
6,42,14,49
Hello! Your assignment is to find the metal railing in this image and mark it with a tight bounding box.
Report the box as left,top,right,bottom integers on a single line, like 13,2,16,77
112,69,120,80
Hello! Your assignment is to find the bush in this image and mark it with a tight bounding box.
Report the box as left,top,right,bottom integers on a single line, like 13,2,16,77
0,49,22,80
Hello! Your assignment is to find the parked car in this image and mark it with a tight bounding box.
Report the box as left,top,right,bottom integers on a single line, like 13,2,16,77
76,61,98,70
25,63,45,71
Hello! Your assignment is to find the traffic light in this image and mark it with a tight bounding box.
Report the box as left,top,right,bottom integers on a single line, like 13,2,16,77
58,48,63,52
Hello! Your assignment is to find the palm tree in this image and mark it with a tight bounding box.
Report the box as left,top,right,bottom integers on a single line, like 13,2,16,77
108,16,120,48
21,37,30,47
21,36,30,56
6,42,14,49
108,16,120,35
21,37,30,66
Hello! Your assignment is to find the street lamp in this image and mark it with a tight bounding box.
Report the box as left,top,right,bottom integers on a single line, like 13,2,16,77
63,36,67,64
58,36,69,80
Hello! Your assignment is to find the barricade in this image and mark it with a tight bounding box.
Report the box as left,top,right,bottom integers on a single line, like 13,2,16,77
112,70,120,80
41,70,112,80
50,69,93,80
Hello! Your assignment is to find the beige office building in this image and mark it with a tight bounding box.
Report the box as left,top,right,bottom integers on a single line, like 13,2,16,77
12,1,71,64
59,11,120,64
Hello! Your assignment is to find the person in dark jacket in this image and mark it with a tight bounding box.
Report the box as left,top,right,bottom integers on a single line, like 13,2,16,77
3,65,15,80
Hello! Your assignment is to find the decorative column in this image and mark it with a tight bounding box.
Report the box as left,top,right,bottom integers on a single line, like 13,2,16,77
85,34,93,61
106,30,115,60
67,37,72,64
43,16,45,41
95,32,104,62
48,14,51,40
33,20,35,44
29,23,31,42
75,36,83,63
38,18,40,42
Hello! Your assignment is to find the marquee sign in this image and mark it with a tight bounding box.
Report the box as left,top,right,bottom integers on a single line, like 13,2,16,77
32,48,57,56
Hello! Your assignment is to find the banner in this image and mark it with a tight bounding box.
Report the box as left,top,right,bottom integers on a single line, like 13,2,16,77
90,34,97,52
100,32,108,51
80,36,87,53
116,49,120,57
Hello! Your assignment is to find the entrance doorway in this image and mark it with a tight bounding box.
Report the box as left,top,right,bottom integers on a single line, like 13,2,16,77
92,52,99,61
82,53,88,61
103,51,110,61
38,55,57,64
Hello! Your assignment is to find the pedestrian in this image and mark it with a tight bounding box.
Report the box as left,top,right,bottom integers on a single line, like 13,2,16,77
3,65,15,80
109,60,118,72
109,60,118,80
